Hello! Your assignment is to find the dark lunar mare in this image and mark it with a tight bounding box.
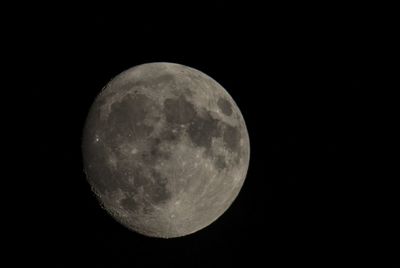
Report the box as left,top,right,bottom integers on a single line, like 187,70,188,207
217,97,233,116
83,91,175,214
163,94,242,168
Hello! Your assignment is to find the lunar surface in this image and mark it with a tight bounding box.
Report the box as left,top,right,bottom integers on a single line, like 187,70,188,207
82,62,250,238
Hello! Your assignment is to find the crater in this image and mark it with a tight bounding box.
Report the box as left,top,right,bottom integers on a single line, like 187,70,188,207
217,97,233,116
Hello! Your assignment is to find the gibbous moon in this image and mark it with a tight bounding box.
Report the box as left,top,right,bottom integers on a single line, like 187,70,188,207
82,62,250,238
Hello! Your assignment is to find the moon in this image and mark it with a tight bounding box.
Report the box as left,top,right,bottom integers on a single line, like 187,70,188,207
82,62,250,238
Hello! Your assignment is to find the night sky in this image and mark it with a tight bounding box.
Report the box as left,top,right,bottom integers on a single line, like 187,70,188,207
11,2,396,267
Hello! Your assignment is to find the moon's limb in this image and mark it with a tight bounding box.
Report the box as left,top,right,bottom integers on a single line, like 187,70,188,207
82,62,250,238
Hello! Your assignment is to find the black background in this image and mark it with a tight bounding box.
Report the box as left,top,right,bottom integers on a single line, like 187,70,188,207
11,2,397,267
